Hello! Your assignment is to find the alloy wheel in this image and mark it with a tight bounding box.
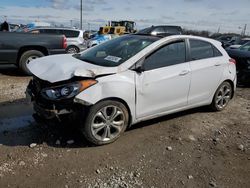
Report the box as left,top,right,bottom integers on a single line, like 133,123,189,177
215,83,232,109
90,105,125,142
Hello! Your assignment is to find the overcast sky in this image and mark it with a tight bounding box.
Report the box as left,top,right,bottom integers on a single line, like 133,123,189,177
0,0,249,34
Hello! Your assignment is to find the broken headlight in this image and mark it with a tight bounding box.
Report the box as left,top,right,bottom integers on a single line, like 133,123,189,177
41,80,97,100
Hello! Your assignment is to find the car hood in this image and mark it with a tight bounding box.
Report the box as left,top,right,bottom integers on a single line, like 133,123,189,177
228,45,241,49
27,54,118,83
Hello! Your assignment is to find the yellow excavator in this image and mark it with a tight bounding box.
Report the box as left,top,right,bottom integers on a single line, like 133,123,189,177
99,20,136,35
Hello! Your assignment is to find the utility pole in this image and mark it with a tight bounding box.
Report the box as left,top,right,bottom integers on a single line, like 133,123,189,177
217,26,220,34
80,0,83,30
70,20,73,28
241,24,247,37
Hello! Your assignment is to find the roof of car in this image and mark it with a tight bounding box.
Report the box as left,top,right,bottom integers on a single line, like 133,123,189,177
30,27,83,31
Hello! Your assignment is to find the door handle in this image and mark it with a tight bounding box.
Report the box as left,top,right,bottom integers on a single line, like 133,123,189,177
214,63,221,66
179,70,190,76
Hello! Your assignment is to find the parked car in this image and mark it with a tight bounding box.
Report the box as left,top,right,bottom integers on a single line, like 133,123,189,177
136,25,183,36
26,34,236,145
0,31,67,75
227,38,250,49
29,28,85,53
227,41,250,85
216,35,241,48
86,34,119,48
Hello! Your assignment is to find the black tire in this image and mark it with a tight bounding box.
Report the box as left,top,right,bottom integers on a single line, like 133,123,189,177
210,81,233,111
66,46,80,54
19,50,44,75
82,100,129,145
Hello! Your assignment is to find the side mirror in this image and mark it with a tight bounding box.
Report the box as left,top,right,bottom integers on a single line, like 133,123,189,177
133,65,144,73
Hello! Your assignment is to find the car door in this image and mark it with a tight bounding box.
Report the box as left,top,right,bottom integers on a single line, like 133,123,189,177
0,32,18,64
187,39,225,104
135,40,191,119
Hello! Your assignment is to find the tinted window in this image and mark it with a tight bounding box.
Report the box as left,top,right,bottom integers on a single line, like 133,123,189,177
189,40,214,60
163,27,182,34
43,29,59,34
152,27,165,35
62,30,80,38
143,40,186,71
213,46,222,57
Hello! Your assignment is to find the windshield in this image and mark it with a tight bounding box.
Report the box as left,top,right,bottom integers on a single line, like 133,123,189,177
239,41,250,51
76,34,158,67
239,39,250,45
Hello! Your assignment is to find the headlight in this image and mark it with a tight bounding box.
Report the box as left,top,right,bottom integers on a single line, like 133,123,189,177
42,80,97,100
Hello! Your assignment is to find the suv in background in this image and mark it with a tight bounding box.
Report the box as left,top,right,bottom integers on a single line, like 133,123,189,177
30,28,85,53
136,25,183,36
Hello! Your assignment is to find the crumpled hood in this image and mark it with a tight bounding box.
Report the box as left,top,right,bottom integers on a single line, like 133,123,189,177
27,54,118,83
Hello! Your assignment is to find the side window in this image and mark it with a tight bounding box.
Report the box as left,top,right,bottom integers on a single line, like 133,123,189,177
62,30,80,38
30,30,40,34
44,29,58,34
213,46,222,57
143,40,186,71
151,27,164,35
189,39,214,60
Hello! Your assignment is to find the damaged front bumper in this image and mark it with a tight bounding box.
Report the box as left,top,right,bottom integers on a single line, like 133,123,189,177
26,79,88,121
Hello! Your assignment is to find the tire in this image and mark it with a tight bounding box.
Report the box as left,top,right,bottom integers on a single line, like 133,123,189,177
82,100,129,145
210,81,233,111
19,50,44,75
66,46,80,54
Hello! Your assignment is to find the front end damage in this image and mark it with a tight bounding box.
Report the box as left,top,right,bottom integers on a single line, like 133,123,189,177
26,77,90,123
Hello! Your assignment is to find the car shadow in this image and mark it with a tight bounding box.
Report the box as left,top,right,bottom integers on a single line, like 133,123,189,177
0,98,211,148
0,67,28,77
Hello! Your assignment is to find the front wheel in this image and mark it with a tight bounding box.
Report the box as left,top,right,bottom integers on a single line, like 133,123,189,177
210,81,233,111
82,100,129,145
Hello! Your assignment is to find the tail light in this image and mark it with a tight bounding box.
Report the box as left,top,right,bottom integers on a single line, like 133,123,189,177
62,35,67,49
229,58,236,64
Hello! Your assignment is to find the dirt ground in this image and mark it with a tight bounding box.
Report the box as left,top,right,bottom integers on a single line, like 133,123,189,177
0,68,249,188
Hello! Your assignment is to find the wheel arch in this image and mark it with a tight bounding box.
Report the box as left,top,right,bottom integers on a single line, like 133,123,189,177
17,46,48,67
223,79,235,99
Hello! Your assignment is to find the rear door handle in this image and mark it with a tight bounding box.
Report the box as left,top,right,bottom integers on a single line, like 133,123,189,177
179,70,190,76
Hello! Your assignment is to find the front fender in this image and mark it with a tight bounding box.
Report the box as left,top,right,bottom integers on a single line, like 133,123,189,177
75,71,136,123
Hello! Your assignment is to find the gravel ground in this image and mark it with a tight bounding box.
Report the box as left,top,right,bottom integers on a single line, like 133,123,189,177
0,69,250,188
0,69,31,104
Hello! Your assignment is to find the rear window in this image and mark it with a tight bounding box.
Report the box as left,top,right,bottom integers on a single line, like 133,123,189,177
189,39,215,60
61,30,80,38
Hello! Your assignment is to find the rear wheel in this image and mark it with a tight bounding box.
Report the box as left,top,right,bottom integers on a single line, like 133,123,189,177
210,81,233,111
19,50,44,75
82,100,129,145
66,46,80,54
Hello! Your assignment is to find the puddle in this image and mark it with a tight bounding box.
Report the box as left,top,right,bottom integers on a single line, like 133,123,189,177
0,115,34,132
0,103,34,132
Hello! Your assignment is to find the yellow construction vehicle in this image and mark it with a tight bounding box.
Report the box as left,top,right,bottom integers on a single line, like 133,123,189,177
99,20,136,35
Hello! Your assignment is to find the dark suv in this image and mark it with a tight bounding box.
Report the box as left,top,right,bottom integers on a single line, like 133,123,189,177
136,25,183,36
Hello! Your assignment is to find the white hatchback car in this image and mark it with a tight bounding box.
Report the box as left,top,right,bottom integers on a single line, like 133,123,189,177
26,34,236,145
